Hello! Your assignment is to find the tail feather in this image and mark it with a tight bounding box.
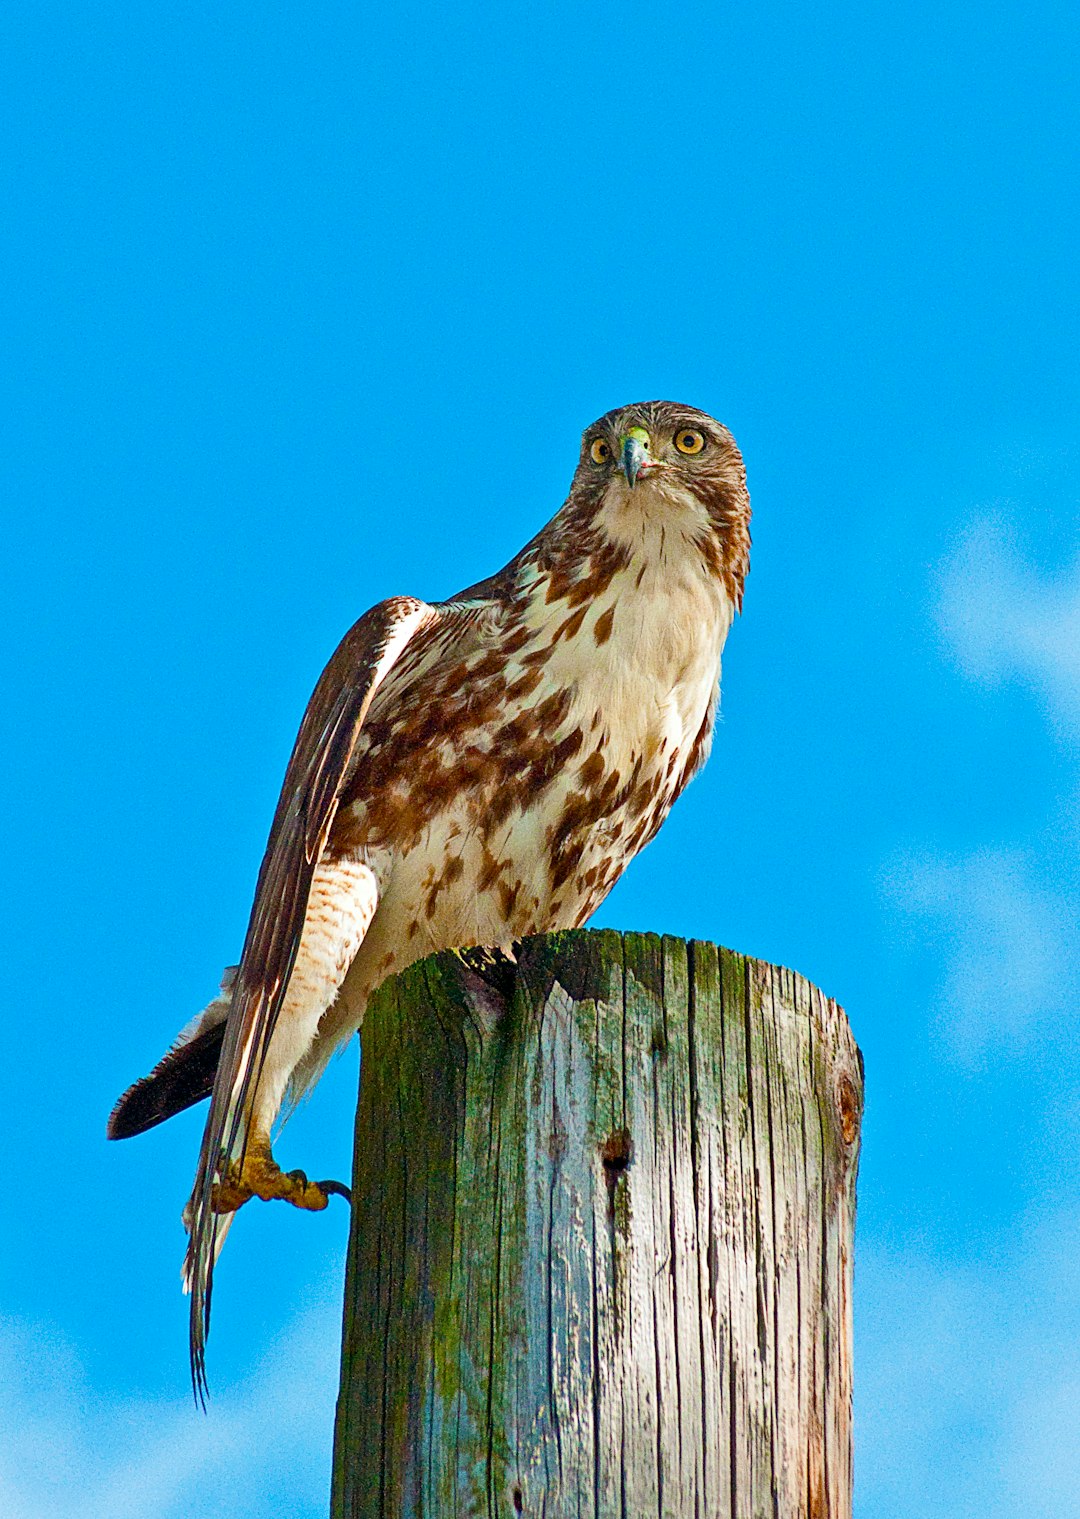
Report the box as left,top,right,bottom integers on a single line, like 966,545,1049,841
107,1021,226,1139
107,968,236,1140
181,1200,235,1292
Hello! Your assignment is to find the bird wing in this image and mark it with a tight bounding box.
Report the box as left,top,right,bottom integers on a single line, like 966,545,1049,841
184,594,442,1402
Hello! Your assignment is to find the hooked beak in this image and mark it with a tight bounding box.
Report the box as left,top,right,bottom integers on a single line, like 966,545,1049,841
620,427,654,488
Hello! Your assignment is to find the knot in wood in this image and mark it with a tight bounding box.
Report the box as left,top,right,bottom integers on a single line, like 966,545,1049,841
837,1072,860,1146
601,1127,632,1175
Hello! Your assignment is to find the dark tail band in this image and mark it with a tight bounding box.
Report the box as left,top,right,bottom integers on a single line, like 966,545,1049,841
107,1022,226,1140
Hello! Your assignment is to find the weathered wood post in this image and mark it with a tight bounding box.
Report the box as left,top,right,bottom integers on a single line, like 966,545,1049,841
332,929,862,1518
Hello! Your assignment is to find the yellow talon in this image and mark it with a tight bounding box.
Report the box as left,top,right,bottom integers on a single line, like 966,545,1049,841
210,1172,253,1214
281,1169,330,1212
210,1141,331,1215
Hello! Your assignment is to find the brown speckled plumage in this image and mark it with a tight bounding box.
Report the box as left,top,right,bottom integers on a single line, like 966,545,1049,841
108,400,751,1398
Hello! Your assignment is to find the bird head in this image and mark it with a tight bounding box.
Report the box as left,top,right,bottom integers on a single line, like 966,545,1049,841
569,401,751,604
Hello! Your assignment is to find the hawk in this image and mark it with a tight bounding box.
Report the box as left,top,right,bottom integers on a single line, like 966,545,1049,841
108,400,751,1398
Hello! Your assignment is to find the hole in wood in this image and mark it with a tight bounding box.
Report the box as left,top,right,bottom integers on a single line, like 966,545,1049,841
458,943,519,1001
454,944,519,1034
512,1485,524,1512
601,1128,632,1175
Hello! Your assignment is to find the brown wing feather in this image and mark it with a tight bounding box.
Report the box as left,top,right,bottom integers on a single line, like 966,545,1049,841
184,595,438,1402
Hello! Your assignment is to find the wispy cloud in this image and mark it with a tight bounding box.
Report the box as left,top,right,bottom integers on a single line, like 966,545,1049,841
0,1289,340,1519
857,1211,1080,1519
937,515,1080,736
882,845,1074,1064
881,513,1080,1065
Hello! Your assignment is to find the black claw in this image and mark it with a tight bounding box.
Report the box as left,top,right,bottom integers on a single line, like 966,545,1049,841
286,1168,309,1186
316,1178,352,1205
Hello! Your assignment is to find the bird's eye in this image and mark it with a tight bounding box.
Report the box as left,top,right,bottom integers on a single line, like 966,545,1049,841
590,438,611,464
675,429,706,456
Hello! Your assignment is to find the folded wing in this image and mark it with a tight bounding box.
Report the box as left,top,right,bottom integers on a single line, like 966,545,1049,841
185,595,439,1401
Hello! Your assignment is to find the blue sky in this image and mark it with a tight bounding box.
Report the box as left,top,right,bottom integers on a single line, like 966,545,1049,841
2,2,1078,1514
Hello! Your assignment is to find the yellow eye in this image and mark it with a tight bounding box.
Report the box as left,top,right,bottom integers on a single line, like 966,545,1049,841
675,428,706,455
590,437,611,464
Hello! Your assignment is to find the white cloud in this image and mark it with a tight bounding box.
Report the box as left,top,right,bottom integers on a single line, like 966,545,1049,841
882,514,1080,1063
0,1288,340,1519
864,502,1080,1515
882,846,1073,1064
857,1212,1080,1519
937,515,1080,736
1003,1372,1080,1512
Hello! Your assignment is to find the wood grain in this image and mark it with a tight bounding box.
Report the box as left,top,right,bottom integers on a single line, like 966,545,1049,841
332,929,862,1518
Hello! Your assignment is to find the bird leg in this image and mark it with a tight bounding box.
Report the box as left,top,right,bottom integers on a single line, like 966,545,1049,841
211,1135,350,1214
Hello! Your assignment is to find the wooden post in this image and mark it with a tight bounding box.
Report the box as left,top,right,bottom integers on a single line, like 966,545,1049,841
332,929,862,1519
